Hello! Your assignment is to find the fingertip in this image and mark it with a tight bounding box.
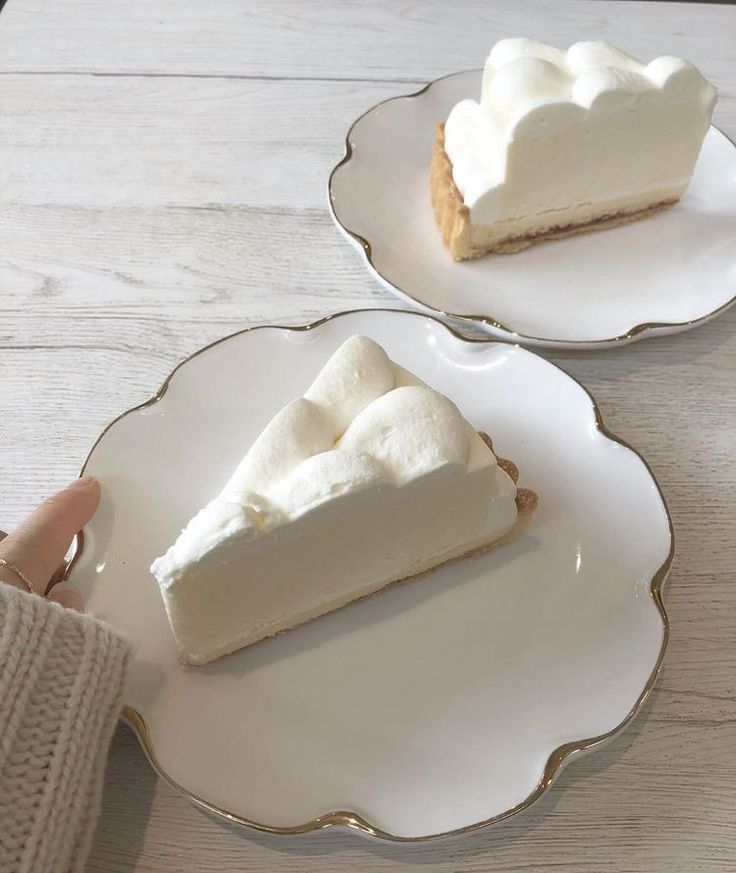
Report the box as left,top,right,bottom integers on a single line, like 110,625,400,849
50,476,101,527
69,474,99,491
66,475,101,511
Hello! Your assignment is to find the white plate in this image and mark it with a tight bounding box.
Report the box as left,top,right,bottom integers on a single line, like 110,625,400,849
70,309,672,840
329,71,736,349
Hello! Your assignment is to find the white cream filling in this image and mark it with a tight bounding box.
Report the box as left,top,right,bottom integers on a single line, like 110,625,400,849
162,463,517,664
443,39,717,226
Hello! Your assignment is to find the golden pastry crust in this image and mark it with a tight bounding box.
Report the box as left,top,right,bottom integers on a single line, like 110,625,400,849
430,123,678,261
430,124,474,259
479,431,538,533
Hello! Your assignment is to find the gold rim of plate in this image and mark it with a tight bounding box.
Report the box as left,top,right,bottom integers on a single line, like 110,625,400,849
328,69,736,346
68,309,674,841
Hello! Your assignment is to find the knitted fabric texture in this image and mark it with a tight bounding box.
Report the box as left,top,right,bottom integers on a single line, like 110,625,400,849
0,584,130,873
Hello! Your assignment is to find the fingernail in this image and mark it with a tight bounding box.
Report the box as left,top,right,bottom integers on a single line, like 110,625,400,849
69,475,97,490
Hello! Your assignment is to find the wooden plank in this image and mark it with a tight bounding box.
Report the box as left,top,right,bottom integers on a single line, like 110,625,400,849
0,76,426,208
0,0,733,90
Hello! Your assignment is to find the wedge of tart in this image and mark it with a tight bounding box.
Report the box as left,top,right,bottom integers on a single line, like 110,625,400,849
151,336,537,665
431,38,717,260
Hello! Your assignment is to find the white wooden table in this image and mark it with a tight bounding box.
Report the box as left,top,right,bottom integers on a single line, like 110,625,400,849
1,1,735,870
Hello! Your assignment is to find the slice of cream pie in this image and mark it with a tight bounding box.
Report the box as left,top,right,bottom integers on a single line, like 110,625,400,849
151,336,536,665
431,39,717,260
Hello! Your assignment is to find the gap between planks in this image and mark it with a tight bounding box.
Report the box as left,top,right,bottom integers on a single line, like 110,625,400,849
0,69,427,85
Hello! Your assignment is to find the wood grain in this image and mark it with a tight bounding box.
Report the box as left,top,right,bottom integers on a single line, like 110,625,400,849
0,0,734,870
0,0,734,89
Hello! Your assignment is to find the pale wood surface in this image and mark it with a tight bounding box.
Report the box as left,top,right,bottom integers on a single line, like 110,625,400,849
1,1,735,870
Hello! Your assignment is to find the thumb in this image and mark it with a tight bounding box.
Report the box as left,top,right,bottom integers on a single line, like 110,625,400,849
0,476,101,594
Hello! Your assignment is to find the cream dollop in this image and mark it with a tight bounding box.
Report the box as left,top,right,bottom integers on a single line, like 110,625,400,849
338,386,471,483
487,57,572,114
268,450,390,516
304,335,395,436
223,397,334,499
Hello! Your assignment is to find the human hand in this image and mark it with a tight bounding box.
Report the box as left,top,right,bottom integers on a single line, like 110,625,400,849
0,476,101,610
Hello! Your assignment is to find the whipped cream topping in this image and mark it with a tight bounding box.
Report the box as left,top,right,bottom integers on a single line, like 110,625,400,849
444,39,717,223
152,336,502,583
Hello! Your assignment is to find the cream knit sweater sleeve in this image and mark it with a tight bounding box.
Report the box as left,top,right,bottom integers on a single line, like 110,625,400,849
0,583,131,873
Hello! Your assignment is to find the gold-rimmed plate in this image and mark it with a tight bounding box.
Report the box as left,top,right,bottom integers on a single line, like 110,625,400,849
329,71,736,349
70,309,672,839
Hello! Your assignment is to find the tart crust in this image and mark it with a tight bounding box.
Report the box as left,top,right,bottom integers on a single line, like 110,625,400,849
430,123,678,261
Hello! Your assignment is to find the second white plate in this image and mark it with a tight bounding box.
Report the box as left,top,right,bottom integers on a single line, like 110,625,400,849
69,310,672,840
329,71,736,349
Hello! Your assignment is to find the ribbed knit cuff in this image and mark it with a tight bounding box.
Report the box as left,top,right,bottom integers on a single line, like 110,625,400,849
0,583,130,873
